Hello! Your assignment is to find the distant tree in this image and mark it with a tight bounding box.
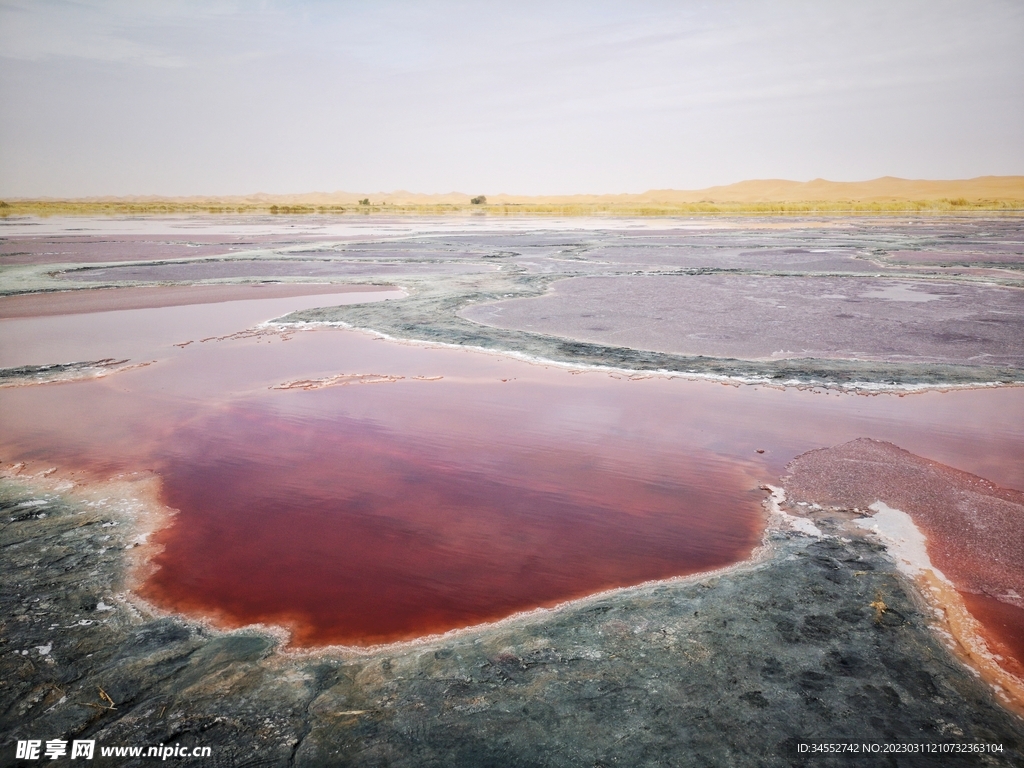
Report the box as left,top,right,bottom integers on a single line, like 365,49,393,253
359,198,370,206
471,195,487,205
269,205,280,214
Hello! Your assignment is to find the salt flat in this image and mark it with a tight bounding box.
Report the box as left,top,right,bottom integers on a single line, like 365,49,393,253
2,214,1023,766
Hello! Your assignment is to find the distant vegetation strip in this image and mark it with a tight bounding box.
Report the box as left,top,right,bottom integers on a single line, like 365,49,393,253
2,199,1023,216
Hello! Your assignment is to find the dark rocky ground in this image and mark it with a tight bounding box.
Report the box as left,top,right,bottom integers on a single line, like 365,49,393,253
3,479,1023,767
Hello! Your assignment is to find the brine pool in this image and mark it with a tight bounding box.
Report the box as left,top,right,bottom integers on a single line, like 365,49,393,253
1,286,1023,653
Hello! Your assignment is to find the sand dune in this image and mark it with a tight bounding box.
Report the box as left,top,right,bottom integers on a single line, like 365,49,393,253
643,175,1024,203
11,175,1023,208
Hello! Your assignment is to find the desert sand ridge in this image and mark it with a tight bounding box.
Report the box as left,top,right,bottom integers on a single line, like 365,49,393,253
642,175,1024,203
6,175,1023,207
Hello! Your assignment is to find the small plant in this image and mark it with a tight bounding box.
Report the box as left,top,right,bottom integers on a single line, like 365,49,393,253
470,195,487,205
359,198,370,206
870,591,888,623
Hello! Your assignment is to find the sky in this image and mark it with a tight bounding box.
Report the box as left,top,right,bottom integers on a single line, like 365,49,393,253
1,0,1022,197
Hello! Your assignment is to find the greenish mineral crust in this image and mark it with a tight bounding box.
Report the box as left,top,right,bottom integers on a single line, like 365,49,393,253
0,360,131,387
5,217,1023,388
2,480,1022,767
278,273,1022,388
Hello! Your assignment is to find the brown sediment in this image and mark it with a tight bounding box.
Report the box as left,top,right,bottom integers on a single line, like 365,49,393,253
784,438,1024,709
0,283,395,318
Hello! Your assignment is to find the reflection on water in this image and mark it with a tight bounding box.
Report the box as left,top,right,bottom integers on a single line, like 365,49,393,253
144,403,761,645
2,293,1024,648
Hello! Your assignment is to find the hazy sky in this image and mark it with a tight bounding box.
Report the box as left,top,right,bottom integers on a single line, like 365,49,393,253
1,0,1022,196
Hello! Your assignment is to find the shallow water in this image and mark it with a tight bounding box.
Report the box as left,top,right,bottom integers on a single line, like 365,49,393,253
0,306,768,645
2,291,1024,647
961,592,1024,681
4,212,1024,652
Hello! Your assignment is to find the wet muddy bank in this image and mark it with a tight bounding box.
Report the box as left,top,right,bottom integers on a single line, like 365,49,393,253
2,475,1023,767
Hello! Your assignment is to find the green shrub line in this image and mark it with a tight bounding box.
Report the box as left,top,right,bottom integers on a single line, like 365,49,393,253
2,198,1023,217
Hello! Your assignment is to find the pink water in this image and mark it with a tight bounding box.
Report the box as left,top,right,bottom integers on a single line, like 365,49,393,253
2,292,1023,646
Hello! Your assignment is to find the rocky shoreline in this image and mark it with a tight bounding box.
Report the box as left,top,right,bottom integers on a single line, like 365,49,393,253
3,467,1023,767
